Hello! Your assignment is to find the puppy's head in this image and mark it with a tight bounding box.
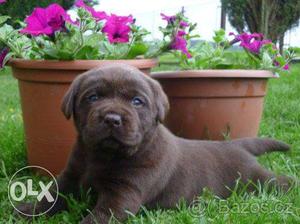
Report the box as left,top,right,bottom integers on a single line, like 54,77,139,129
61,64,169,156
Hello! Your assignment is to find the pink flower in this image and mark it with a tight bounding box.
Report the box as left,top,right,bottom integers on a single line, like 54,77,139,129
241,33,262,42
241,39,272,54
230,32,262,40
177,30,186,36
171,31,191,58
276,62,289,70
20,3,74,36
179,21,189,27
102,14,133,43
0,0,6,4
274,58,289,71
283,64,289,70
160,13,176,24
75,0,107,21
230,32,271,54
0,48,9,68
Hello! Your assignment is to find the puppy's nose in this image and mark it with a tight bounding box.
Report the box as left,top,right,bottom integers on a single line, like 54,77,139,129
104,113,122,127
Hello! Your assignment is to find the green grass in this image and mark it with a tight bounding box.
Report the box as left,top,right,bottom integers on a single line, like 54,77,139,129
0,65,299,223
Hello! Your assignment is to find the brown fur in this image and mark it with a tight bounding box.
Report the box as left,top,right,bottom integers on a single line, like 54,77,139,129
17,64,294,223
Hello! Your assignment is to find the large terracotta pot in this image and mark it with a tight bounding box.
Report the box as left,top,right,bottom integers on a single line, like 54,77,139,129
10,59,157,175
151,70,275,140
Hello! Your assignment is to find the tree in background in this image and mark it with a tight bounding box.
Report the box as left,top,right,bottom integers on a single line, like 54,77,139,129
0,0,75,21
221,0,300,52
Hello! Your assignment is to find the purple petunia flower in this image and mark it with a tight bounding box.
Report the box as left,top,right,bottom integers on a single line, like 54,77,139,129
177,30,186,36
179,21,189,27
274,57,290,71
274,61,289,71
102,14,133,43
170,31,191,58
230,32,271,54
160,13,176,24
75,0,107,21
283,64,289,70
0,48,9,68
0,0,6,4
20,3,74,36
230,32,263,43
241,39,272,54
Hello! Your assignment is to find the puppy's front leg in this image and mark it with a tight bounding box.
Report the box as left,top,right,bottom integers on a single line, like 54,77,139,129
17,141,86,217
81,188,142,224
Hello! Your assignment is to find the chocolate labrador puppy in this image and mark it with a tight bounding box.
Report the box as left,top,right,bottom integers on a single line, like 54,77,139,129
17,64,294,223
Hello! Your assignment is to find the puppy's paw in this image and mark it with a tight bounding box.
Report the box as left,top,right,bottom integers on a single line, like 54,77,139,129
14,202,36,219
80,213,109,224
275,175,297,192
80,215,96,224
15,201,54,218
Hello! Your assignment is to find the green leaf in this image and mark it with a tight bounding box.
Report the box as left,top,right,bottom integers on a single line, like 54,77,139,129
75,45,99,59
274,55,286,66
215,63,234,69
188,23,197,32
84,33,104,47
127,43,148,59
101,41,114,55
0,16,10,25
57,50,75,60
0,24,15,40
213,29,226,44
262,51,273,69
42,48,59,60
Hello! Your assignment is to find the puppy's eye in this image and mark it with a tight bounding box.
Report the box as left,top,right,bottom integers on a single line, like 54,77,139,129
87,94,99,102
131,96,144,107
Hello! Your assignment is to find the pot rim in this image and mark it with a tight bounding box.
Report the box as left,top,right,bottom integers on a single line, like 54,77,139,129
9,58,158,70
151,70,276,79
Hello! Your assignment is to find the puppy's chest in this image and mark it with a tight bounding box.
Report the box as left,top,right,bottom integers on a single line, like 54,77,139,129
80,161,133,190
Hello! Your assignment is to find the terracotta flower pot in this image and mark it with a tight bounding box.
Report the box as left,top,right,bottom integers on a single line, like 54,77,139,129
10,59,157,175
151,70,275,140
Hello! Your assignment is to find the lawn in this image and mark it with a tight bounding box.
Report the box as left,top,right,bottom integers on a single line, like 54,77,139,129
0,65,299,223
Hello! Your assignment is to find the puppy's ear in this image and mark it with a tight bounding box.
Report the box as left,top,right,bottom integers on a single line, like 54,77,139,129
61,75,83,120
147,77,170,123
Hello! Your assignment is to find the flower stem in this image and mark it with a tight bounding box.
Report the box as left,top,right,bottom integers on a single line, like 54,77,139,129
124,35,136,58
244,49,261,68
73,20,85,55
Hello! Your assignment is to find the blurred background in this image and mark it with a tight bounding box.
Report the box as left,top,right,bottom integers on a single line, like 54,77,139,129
1,0,300,52
96,0,300,49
